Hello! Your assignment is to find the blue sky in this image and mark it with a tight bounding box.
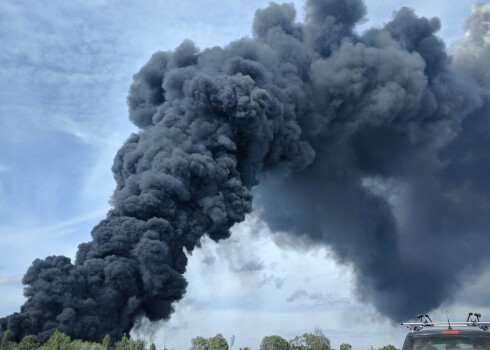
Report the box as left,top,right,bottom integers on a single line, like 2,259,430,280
0,0,484,349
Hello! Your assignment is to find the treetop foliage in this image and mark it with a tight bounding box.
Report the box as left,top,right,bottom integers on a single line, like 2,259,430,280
0,328,396,350
378,345,398,350
0,330,154,350
190,334,228,350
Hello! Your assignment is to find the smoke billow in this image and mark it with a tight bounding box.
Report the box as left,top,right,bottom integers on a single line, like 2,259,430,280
2,0,490,342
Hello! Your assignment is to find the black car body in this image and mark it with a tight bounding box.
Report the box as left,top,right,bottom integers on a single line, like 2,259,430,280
402,328,490,350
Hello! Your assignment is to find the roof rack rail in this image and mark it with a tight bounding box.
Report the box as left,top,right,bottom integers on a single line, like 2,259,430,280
402,313,490,332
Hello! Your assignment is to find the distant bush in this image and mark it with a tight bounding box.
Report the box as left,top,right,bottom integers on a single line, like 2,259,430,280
190,334,228,350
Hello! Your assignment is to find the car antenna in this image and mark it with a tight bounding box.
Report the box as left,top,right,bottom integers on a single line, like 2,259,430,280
446,310,452,330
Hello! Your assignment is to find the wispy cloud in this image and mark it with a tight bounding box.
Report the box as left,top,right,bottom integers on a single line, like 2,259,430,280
286,289,308,302
0,165,10,173
232,260,265,273
259,274,286,289
46,113,105,143
286,289,350,307
201,255,216,266
0,274,22,287
0,209,106,245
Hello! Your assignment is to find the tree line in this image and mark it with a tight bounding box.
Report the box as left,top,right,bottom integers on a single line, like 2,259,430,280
189,328,397,350
0,331,155,350
0,329,398,350
191,329,341,350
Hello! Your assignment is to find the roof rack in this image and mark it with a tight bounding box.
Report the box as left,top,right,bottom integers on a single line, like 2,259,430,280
402,313,490,332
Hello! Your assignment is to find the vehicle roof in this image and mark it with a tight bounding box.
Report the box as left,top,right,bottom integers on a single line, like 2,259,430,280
406,329,490,337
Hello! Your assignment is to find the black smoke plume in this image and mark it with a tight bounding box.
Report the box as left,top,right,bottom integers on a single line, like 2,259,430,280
2,0,490,342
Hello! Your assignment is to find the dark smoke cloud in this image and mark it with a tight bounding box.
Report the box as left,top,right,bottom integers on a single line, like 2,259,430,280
257,2,490,318
1,0,490,342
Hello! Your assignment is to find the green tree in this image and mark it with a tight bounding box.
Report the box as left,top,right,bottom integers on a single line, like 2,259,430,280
260,335,290,350
45,330,71,350
130,339,145,350
379,346,398,350
114,334,131,350
67,339,83,350
339,344,351,350
102,334,113,350
290,329,331,350
149,343,157,350
190,336,208,350
207,334,228,350
66,339,104,350
17,335,39,350
0,330,11,350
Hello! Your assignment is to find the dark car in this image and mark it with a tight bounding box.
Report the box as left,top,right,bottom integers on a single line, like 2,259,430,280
402,328,490,350
402,314,490,350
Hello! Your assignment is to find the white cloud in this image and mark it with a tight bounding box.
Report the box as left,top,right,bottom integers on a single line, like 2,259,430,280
0,208,106,245
138,217,377,350
0,274,22,287
286,289,309,302
0,165,10,173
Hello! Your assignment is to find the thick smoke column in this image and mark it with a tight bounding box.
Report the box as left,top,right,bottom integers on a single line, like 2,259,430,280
2,0,490,342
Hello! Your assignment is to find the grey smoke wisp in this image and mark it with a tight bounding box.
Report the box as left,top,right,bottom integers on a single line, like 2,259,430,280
2,0,490,342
